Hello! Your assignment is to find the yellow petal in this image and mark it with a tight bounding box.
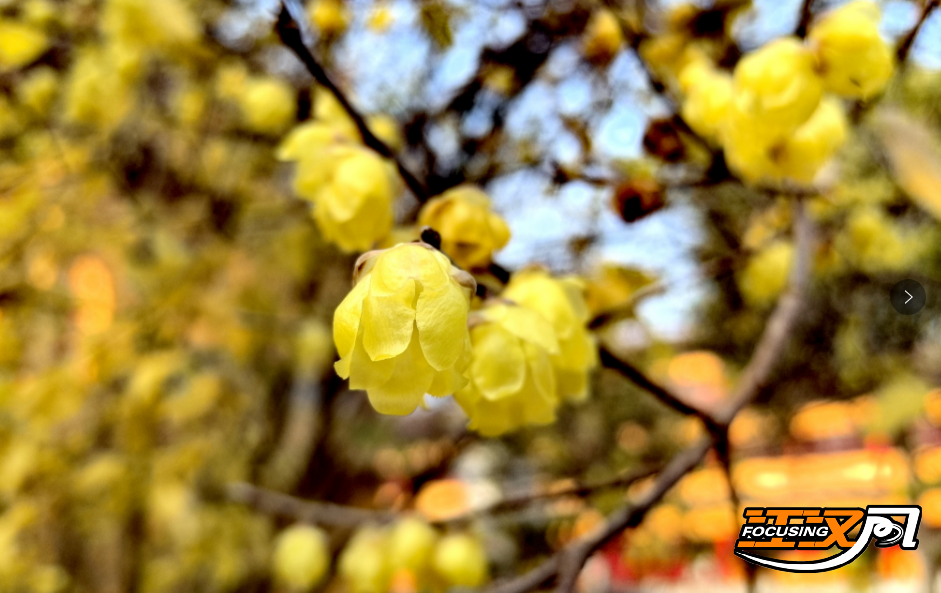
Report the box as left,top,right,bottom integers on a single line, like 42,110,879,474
488,212,511,249
362,279,417,361
416,283,470,372
333,274,371,359
367,327,434,415
492,305,559,355
470,324,525,401
370,244,440,296
427,366,469,397
524,341,557,405
348,325,395,391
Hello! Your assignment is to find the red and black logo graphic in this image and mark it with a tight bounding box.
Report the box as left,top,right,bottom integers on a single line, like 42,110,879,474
734,505,922,572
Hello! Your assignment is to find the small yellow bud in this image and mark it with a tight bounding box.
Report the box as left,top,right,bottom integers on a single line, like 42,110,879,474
339,526,391,593
333,243,476,415
239,77,296,134
418,185,510,270
809,0,894,98
310,0,350,37
582,9,624,63
16,67,57,117
0,19,48,70
367,114,404,152
272,525,330,591
679,62,732,141
738,240,794,306
387,517,438,574
432,533,488,588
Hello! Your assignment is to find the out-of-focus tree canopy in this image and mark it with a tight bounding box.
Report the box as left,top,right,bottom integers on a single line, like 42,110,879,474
3,0,941,592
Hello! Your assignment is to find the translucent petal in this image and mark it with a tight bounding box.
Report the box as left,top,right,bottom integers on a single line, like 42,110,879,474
362,279,417,361
367,326,434,415
470,324,525,401
348,324,395,390
524,341,557,405
416,283,470,372
370,244,444,296
488,212,511,249
495,305,559,355
427,367,468,397
333,275,371,359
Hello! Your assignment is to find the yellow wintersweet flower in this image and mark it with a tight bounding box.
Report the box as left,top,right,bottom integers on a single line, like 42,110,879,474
679,62,733,142
101,0,199,51
310,0,350,37
724,37,822,145
272,525,330,591
503,269,597,402
582,9,624,64
454,303,560,436
775,96,848,183
724,96,847,184
239,77,297,135
0,19,48,71
418,185,510,269
16,67,57,117
809,1,893,99
63,47,134,129
738,240,794,306
314,146,400,252
333,243,477,415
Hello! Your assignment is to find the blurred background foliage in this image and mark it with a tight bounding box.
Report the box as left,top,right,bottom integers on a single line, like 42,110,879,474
2,0,941,591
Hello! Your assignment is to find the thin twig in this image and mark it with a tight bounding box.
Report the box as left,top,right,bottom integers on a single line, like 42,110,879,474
485,199,816,593
275,1,431,201
598,346,722,434
226,464,659,527
714,199,813,426
897,0,939,65
226,482,397,527
794,0,815,38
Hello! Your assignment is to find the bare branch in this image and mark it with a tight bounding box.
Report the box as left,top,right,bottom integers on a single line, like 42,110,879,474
226,482,397,527
486,199,816,593
794,0,816,38
897,0,939,65
227,465,659,528
275,1,431,201
714,199,814,425
598,346,723,434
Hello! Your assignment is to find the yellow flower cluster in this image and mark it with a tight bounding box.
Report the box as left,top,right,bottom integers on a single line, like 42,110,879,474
278,92,401,252
332,243,477,415
339,519,488,593
418,185,511,269
678,1,893,184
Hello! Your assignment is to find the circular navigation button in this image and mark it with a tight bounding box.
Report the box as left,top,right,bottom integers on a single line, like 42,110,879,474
891,279,926,315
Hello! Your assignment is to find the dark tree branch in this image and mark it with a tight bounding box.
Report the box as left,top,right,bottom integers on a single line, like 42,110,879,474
794,0,816,38
897,0,939,65
714,199,813,426
276,1,431,201
226,464,659,527
226,482,397,527
599,346,722,434
486,199,815,593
